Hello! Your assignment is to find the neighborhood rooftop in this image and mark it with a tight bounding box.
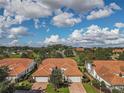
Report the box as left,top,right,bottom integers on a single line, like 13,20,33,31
33,58,82,77
0,58,34,76
33,58,82,82
93,60,124,86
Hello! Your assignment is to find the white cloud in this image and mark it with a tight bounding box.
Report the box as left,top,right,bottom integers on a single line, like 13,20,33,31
0,0,105,30
69,29,83,41
6,0,52,19
8,34,16,39
115,22,124,28
109,3,121,10
8,26,28,39
15,15,28,24
53,12,81,27
34,19,41,29
9,39,18,46
42,0,104,12
10,27,28,35
68,25,124,47
87,3,121,20
0,0,7,7
87,9,113,20
42,25,124,47
0,30,5,38
44,35,61,45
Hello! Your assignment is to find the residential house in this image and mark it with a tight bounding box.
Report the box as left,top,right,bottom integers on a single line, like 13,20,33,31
86,60,124,90
112,48,124,53
0,58,36,81
33,58,82,82
75,48,84,52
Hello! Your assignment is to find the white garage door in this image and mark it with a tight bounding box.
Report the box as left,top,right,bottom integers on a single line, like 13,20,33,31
68,77,81,82
35,77,48,82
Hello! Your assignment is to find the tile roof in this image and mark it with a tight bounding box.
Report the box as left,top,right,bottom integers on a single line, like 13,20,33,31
112,49,124,53
33,58,82,77
93,60,124,85
75,48,84,52
0,58,33,76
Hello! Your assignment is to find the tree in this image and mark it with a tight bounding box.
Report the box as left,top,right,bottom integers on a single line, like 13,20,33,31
101,81,106,88
50,67,64,91
0,66,9,82
94,48,112,60
0,82,8,93
21,53,28,58
112,89,121,93
0,66,14,93
118,53,124,60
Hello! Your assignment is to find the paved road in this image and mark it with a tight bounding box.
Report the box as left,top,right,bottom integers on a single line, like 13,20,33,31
69,83,87,93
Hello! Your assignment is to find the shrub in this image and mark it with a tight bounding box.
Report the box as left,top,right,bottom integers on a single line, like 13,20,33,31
92,80,100,88
82,75,90,83
112,89,121,93
15,80,32,90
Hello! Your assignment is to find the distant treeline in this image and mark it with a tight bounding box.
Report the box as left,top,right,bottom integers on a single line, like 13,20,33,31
0,45,124,62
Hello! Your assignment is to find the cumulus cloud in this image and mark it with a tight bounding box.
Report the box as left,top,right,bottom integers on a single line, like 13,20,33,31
6,0,52,19
53,12,81,27
68,25,123,47
87,3,121,20
43,25,124,47
0,0,105,30
8,26,28,39
42,0,104,12
44,35,62,45
9,39,18,46
0,0,8,7
0,30,5,38
69,29,83,41
115,22,124,28
10,27,28,35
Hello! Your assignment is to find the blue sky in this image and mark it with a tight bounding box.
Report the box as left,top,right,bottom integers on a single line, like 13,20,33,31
0,0,124,47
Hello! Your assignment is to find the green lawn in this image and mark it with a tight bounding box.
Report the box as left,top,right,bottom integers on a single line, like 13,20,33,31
10,54,21,58
46,84,69,93
83,83,99,93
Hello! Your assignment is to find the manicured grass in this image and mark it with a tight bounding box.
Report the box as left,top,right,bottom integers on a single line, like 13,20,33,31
46,84,69,93
10,54,21,58
83,83,99,93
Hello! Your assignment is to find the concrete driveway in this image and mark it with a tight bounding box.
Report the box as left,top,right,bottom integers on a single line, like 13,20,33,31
32,82,48,91
69,83,87,93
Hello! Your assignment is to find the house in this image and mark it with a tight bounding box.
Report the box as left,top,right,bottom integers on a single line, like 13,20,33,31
75,48,84,52
33,58,82,83
86,60,124,90
0,58,36,81
112,48,124,53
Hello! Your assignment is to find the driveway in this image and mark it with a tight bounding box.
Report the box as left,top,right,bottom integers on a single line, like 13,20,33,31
32,82,48,91
69,83,87,93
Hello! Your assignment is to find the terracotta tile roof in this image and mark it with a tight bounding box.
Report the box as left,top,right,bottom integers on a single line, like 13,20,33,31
0,58,33,76
42,58,77,67
75,48,84,52
112,49,124,53
33,58,82,77
93,60,124,85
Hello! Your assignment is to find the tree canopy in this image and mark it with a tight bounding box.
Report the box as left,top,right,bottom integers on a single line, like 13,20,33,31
0,66,9,82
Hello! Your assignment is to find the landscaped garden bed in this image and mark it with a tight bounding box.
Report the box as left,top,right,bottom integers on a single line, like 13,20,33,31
46,84,69,93
83,83,99,93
